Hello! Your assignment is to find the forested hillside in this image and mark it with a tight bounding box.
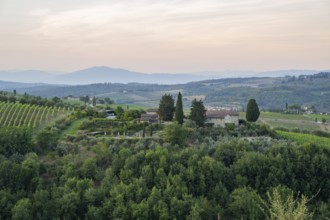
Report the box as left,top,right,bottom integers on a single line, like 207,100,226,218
2,0,328,218
0,90,329,219
0,104,329,219
8,72,330,111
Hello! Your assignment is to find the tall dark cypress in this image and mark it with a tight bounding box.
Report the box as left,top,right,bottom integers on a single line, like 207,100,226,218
174,92,184,124
246,99,260,122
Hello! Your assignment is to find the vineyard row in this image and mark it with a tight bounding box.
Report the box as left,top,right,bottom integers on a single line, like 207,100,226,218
0,102,69,128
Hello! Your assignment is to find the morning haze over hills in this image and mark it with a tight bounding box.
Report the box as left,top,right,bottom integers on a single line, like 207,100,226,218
1,0,330,219
1,66,329,111
0,66,326,85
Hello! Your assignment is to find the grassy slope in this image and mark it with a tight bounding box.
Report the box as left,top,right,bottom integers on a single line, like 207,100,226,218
59,118,87,138
240,112,329,132
277,130,330,148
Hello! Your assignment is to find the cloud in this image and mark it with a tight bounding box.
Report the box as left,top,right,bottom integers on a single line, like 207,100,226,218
29,8,50,16
30,1,272,42
31,0,328,44
9,0,329,72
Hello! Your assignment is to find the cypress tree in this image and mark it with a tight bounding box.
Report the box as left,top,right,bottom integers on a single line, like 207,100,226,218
142,124,146,138
92,96,96,106
174,92,184,124
246,99,260,122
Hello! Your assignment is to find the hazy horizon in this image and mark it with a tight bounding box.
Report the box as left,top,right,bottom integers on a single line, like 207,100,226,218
1,0,329,74
1,66,329,76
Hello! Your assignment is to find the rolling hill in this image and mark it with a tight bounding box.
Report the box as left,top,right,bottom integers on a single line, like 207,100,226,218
0,80,47,90
0,67,326,85
4,72,330,112
53,66,212,84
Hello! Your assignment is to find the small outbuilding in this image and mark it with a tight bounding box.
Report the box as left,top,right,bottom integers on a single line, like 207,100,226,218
206,110,239,127
140,109,159,123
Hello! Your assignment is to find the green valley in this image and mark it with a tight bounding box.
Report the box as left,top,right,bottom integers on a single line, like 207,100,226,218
0,80,329,219
8,72,330,112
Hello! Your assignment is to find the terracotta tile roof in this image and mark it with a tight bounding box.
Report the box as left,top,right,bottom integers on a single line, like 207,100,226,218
140,113,158,122
206,110,239,119
146,109,158,113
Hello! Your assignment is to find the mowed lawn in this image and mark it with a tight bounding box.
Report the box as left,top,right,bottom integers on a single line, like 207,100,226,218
277,130,330,148
239,112,329,131
59,118,88,138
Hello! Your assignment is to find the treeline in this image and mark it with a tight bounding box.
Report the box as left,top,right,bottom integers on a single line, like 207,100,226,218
16,82,181,98
0,91,72,109
75,106,144,120
285,72,330,82
0,123,329,219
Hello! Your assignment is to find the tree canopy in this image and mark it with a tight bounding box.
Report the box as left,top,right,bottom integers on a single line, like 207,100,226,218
189,99,207,127
0,119,328,219
246,99,260,122
0,92,328,219
163,122,187,146
158,94,175,121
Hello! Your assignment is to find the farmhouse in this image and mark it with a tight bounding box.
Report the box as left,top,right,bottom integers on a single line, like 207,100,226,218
140,109,159,123
206,110,239,127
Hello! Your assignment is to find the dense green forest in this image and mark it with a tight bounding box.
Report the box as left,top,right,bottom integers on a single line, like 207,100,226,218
8,72,330,111
0,98,329,219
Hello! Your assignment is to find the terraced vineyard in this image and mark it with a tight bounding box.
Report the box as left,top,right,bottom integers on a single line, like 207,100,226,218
0,101,70,128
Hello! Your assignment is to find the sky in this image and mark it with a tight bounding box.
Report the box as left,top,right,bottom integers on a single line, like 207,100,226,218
0,0,329,73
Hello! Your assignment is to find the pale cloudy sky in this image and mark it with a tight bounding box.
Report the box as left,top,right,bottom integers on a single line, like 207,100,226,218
0,0,329,73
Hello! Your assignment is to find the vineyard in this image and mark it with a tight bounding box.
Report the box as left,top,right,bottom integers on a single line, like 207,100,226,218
0,101,70,128
276,130,330,148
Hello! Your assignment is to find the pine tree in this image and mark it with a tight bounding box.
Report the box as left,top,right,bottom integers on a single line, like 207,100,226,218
246,99,260,122
189,99,206,127
158,94,175,121
174,92,184,124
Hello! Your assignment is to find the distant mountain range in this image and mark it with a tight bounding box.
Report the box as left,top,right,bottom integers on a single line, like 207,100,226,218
0,66,327,85
0,80,46,91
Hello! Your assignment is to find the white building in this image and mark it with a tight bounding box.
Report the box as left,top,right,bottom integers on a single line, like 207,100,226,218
206,110,239,127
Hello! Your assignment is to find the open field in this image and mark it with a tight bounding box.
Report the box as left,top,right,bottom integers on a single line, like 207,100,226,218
110,103,148,110
239,112,329,132
259,112,314,120
277,130,330,148
59,118,88,138
305,113,330,121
